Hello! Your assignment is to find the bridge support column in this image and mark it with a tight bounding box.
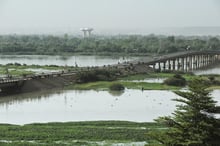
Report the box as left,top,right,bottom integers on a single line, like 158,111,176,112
204,55,207,67
189,56,192,71
158,62,161,71
211,55,214,64
208,55,211,65
192,55,196,70
206,55,208,67
195,55,198,70
197,55,200,68
205,55,208,67
163,62,166,71
177,58,181,71
197,55,200,69
181,57,184,72
201,55,204,68
168,60,171,70
200,55,204,68
186,57,189,72
172,59,176,71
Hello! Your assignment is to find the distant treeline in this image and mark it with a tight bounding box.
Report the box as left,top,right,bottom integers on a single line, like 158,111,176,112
0,34,220,55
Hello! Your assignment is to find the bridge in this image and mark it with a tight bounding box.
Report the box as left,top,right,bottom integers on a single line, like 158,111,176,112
1,50,220,93
132,51,220,72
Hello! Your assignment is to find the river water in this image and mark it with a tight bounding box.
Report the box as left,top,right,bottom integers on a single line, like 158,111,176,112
0,55,220,125
0,89,219,125
0,55,139,67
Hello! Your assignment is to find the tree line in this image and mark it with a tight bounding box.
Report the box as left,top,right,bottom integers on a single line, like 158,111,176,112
0,34,220,55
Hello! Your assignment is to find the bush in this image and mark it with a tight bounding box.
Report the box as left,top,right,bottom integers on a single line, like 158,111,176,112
164,74,186,86
109,83,125,91
76,69,119,83
14,62,21,66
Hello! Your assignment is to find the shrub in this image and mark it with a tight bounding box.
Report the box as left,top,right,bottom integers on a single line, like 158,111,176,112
109,83,125,91
14,62,21,66
164,74,186,86
76,69,118,83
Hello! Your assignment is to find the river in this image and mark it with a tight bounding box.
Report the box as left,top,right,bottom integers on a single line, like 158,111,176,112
0,55,220,125
0,55,139,67
0,89,219,125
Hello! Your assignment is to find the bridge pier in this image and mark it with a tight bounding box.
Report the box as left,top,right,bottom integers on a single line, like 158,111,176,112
163,62,166,71
158,62,161,71
168,60,171,70
172,59,176,71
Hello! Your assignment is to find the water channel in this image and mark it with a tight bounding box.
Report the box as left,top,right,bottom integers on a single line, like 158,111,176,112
0,55,140,67
0,55,220,125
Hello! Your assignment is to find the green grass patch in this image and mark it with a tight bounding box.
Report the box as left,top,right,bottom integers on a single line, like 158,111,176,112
122,81,180,90
120,72,190,80
0,121,164,146
66,81,180,90
0,64,78,77
119,74,153,80
66,81,111,90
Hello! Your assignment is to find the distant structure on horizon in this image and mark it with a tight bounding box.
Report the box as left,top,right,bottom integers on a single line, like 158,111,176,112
80,27,93,37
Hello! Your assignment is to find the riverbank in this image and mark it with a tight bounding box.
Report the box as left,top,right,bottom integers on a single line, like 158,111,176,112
65,73,191,91
66,72,220,91
0,63,76,77
0,121,163,146
66,81,180,90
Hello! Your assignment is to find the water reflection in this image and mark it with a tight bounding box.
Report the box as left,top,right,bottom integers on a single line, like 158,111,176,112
108,90,125,96
0,89,64,107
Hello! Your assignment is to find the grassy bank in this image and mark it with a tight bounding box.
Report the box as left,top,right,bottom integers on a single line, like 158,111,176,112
119,72,195,81
0,121,163,146
67,73,193,91
0,64,77,77
67,72,220,91
66,81,180,90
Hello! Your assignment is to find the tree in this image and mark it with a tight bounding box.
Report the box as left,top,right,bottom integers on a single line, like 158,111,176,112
152,78,220,146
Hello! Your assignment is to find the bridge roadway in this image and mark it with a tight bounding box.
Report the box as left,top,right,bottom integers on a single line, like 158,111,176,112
1,50,220,91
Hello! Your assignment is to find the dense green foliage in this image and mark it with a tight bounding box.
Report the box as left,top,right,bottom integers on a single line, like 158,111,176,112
0,35,220,55
153,79,220,146
164,74,186,86
0,121,163,146
76,69,120,83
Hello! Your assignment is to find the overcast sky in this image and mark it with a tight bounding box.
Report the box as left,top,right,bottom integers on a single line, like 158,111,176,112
0,0,220,34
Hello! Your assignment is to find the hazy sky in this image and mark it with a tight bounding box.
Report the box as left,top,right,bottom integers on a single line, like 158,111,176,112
0,0,220,34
